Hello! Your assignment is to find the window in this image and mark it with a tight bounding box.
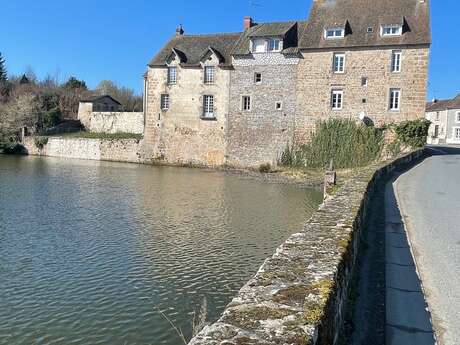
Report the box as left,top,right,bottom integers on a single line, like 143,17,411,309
381,25,402,37
455,127,460,140
391,50,402,72
242,96,251,111
435,112,440,121
252,39,266,53
167,67,177,84
268,38,282,52
325,28,345,39
434,125,439,138
456,112,460,123
203,95,214,118
361,77,368,86
333,53,345,73
254,73,262,84
204,66,215,84
331,90,343,110
389,89,401,111
367,27,374,33
275,101,283,110
160,94,170,110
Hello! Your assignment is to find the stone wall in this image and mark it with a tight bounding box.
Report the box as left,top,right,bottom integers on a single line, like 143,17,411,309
295,46,430,144
189,149,427,345
88,112,144,134
226,53,300,167
143,52,229,166
22,136,144,163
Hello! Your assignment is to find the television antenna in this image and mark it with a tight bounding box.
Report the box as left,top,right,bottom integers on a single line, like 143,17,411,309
249,0,263,16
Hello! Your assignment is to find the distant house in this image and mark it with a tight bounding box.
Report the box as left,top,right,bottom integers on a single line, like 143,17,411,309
78,95,123,128
426,94,460,145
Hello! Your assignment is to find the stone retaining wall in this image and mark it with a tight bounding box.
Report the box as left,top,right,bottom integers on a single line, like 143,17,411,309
88,112,144,134
22,136,144,164
189,150,426,345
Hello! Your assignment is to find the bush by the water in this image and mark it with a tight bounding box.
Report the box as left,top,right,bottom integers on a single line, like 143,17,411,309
280,119,384,169
393,119,430,149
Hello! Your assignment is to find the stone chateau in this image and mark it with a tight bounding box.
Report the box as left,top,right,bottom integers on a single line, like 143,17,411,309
142,0,431,167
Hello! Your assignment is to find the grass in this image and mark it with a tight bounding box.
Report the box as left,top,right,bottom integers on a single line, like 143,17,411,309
47,131,143,140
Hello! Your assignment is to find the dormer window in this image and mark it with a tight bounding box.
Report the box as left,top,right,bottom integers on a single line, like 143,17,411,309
268,39,282,52
325,28,345,39
252,39,266,53
381,25,402,37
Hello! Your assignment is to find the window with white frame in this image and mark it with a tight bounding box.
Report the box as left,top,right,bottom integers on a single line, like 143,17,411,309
203,95,214,118
242,96,251,111
331,90,343,110
167,67,177,84
160,94,170,110
391,50,402,72
254,73,262,84
325,28,345,39
204,66,215,84
456,111,460,123
333,53,345,73
389,88,401,111
268,38,282,52
381,25,402,37
454,127,460,140
252,39,266,53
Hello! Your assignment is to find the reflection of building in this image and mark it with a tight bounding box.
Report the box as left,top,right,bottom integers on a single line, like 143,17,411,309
426,94,460,145
143,0,431,167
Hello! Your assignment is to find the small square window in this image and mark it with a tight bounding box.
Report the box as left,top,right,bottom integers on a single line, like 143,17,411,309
362,98,367,104
361,77,368,86
367,27,374,33
242,96,251,111
254,73,262,84
275,101,283,110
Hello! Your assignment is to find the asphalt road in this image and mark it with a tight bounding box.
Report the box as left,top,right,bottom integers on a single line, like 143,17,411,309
394,147,460,345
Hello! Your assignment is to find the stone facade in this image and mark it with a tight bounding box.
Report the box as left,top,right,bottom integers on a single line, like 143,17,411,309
143,52,230,166
227,53,300,167
295,47,430,143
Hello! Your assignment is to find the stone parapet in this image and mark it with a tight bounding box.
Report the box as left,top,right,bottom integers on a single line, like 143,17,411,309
88,112,144,135
189,149,427,345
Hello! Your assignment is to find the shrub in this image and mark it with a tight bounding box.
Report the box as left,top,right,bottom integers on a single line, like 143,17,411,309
280,119,384,169
393,119,431,149
42,108,61,129
259,163,272,173
34,136,48,149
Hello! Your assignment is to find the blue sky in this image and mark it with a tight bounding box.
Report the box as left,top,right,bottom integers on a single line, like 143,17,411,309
0,0,458,99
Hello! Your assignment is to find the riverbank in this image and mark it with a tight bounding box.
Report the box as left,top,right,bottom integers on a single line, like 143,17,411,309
189,149,428,345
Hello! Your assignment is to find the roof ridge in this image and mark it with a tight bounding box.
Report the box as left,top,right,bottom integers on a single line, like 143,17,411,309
181,32,242,37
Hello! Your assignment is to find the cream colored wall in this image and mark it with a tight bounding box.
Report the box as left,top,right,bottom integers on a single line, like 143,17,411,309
77,102,94,129
143,53,229,166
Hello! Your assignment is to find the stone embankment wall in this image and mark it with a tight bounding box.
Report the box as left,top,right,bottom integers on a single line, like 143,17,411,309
22,137,144,164
189,150,426,345
88,112,144,134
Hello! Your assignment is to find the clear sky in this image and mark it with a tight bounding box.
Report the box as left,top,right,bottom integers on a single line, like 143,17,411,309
0,0,458,99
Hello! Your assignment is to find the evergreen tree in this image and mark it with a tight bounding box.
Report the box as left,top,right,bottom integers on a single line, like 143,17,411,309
63,76,87,90
0,52,7,83
20,74,30,84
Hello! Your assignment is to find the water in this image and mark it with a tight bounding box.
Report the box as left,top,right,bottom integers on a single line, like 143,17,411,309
0,155,322,345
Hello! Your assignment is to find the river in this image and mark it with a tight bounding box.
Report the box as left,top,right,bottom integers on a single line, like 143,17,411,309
0,155,322,345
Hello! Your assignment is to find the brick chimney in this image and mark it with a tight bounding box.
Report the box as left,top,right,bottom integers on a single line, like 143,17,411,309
244,16,254,30
176,24,184,36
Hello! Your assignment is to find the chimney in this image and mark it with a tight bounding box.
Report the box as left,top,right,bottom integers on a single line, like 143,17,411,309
244,16,254,30
176,24,184,36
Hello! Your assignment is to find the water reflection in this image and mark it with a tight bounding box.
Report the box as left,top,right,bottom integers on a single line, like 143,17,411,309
0,155,322,345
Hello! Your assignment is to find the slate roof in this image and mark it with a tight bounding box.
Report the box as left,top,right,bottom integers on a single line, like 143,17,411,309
148,33,242,67
80,95,122,105
232,21,308,55
299,0,431,49
426,94,460,112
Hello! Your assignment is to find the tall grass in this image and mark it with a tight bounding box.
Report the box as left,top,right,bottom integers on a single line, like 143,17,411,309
280,119,384,169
